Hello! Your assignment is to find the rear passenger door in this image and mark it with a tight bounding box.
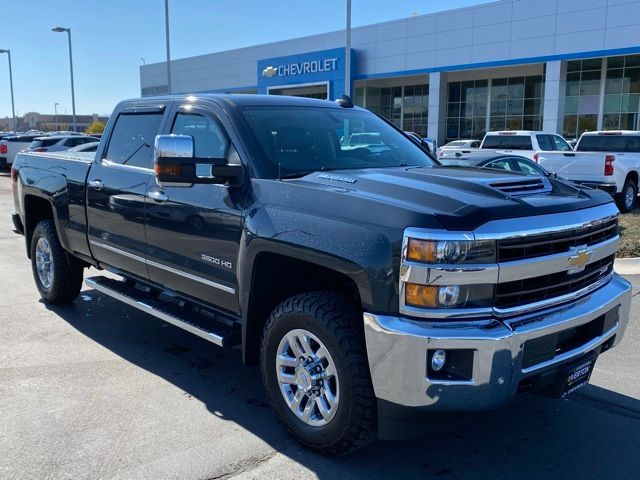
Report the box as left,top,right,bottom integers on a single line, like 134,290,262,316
144,104,244,314
86,106,165,279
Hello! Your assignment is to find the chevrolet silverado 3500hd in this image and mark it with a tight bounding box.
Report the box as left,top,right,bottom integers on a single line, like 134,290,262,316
10,94,631,454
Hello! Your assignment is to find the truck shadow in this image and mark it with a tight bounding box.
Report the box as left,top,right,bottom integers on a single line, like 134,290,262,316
45,290,640,480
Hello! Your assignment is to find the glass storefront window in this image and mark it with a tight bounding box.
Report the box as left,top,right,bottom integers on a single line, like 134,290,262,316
358,83,429,137
598,54,640,132
446,79,488,141
488,75,543,135
564,58,603,138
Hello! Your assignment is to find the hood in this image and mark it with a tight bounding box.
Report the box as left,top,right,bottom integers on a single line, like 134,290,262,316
286,166,614,230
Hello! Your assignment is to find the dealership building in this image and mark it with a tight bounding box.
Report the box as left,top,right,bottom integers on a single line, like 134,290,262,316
140,0,640,143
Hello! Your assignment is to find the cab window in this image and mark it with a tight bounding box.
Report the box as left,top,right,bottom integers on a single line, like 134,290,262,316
485,159,513,171
171,112,229,158
552,135,572,151
105,113,164,168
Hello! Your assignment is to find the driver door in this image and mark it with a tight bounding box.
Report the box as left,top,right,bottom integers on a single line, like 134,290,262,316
144,104,244,314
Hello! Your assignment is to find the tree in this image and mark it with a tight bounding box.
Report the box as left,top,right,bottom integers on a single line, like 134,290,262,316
85,121,105,135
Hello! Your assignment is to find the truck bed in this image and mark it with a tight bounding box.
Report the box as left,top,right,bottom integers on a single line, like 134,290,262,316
13,151,94,259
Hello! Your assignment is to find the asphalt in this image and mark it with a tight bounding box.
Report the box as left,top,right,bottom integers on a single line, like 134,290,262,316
0,171,639,480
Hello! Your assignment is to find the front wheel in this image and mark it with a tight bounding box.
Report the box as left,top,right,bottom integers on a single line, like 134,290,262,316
30,220,84,304
261,292,377,455
616,179,637,213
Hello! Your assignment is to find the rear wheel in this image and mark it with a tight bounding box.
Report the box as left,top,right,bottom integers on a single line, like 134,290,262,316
616,178,637,213
30,220,84,304
261,292,377,455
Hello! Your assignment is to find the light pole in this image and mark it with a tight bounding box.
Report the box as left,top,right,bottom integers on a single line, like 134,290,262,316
345,0,352,98
54,102,59,130
51,27,76,132
0,49,16,132
164,0,172,93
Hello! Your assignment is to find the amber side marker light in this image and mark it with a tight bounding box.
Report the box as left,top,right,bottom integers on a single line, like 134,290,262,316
155,164,182,177
405,283,438,308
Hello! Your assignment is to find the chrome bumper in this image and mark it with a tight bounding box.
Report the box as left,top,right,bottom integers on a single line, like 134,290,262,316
364,274,631,410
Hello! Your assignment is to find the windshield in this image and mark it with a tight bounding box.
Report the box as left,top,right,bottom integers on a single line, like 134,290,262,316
241,106,435,178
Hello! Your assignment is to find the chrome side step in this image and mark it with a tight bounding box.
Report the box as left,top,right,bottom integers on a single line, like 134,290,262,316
85,276,240,347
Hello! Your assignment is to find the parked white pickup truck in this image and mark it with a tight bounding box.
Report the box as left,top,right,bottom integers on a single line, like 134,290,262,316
439,131,573,161
0,134,43,168
538,131,640,212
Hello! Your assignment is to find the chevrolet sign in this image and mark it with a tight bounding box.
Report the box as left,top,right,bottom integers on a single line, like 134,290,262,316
262,58,339,78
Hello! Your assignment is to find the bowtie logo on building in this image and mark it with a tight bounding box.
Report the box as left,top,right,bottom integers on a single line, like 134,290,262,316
262,66,278,78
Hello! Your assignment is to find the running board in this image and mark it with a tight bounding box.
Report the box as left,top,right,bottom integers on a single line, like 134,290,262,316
85,276,241,347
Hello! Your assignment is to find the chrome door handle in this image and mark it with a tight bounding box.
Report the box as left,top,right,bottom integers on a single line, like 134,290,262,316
147,189,169,203
88,179,103,190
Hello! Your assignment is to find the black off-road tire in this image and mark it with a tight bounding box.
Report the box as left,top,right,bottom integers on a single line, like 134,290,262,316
616,178,637,213
260,291,377,455
30,220,84,304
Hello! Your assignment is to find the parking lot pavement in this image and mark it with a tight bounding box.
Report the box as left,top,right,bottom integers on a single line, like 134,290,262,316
0,171,639,480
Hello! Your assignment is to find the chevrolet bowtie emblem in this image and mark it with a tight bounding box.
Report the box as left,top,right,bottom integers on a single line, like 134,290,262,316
567,246,592,274
262,66,277,78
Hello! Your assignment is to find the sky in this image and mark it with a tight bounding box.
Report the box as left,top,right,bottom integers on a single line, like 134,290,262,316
0,0,486,118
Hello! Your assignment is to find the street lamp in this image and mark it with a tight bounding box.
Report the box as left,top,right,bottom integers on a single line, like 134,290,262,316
54,102,59,131
345,0,352,98
164,0,172,93
0,49,16,132
51,27,76,132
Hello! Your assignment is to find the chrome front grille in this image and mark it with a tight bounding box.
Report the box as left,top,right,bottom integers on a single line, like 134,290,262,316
495,254,615,309
400,203,621,319
497,217,618,262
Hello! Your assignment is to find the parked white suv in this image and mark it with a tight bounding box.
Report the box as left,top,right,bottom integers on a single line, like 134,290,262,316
538,130,640,212
439,131,573,161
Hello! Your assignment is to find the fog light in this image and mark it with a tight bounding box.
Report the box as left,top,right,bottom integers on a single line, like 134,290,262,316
431,350,447,371
438,285,461,307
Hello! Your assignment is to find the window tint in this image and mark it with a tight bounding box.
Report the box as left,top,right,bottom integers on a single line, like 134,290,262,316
171,112,229,158
470,141,481,148
512,158,545,175
552,135,572,151
481,135,533,150
576,135,640,152
105,113,163,168
485,159,513,171
536,135,554,151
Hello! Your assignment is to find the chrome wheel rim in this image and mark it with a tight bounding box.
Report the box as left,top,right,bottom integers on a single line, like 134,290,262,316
35,237,54,289
625,186,635,209
275,328,339,427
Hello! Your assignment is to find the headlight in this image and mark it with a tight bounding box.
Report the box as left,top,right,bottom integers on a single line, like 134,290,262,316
405,283,493,309
406,238,496,264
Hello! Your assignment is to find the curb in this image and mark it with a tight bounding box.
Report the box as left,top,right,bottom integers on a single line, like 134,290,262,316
614,257,640,275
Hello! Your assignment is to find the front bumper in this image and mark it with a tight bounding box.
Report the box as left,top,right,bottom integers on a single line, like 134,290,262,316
364,274,631,411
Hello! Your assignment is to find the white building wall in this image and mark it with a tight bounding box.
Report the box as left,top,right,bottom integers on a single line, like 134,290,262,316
142,0,640,94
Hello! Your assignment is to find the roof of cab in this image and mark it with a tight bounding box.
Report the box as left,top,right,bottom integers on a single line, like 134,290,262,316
118,93,350,110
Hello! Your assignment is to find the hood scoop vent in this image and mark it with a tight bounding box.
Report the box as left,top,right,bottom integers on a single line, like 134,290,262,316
488,177,552,196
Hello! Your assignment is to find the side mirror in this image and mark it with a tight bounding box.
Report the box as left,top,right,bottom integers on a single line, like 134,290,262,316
420,139,433,154
153,134,243,187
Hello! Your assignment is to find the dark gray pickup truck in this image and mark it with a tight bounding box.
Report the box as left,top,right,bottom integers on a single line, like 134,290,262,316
10,94,632,454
